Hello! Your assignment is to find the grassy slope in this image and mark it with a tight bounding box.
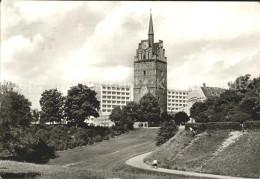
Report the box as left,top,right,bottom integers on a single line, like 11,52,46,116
0,128,204,179
202,130,260,178
145,129,260,178
49,128,158,169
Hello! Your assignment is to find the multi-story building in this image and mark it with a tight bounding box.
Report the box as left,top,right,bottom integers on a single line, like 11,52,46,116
88,83,134,127
167,89,189,114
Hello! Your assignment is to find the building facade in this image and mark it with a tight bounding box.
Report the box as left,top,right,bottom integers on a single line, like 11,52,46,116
88,83,134,127
133,11,167,112
167,89,189,114
181,83,226,116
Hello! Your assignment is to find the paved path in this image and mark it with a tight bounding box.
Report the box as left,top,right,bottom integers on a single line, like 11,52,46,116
126,152,254,179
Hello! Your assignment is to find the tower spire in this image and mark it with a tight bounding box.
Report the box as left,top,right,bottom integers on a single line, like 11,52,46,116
148,9,154,47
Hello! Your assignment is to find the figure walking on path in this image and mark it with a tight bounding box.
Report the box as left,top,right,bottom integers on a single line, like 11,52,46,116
151,159,158,169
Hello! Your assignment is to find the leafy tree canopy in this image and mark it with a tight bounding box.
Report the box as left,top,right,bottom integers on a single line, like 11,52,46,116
64,84,100,126
139,93,161,126
191,74,260,122
40,89,64,124
174,111,190,125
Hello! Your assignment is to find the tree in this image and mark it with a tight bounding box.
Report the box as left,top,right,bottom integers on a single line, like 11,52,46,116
64,84,100,127
0,89,32,128
160,111,174,122
110,106,134,132
31,109,40,123
122,101,140,122
139,93,161,126
109,106,124,125
228,74,251,93
40,89,64,124
174,111,190,125
190,101,210,123
156,120,178,146
0,82,32,157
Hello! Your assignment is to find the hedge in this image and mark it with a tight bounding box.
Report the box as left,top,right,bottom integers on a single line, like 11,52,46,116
185,122,242,131
244,121,260,130
185,123,206,133
206,122,242,131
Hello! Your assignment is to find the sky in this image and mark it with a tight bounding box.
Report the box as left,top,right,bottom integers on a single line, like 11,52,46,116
1,1,260,109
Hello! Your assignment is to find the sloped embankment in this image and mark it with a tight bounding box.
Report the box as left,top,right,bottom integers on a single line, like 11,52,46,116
144,129,260,178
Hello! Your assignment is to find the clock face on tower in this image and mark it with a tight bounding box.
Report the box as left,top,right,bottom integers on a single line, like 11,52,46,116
142,41,149,50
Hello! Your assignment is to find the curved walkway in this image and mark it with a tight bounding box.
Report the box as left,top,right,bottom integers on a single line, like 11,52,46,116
126,152,253,179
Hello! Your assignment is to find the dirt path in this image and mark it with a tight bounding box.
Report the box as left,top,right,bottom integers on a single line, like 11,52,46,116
126,152,254,179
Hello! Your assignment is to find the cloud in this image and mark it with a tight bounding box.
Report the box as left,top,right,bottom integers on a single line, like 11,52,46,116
2,34,43,63
1,1,260,109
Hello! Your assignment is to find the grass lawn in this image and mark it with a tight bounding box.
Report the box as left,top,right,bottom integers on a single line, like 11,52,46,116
0,128,206,178
49,128,159,169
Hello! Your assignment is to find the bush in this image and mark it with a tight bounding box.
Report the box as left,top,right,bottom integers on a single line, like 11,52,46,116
244,121,260,130
185,122,242,131
206,122,242,131
185,123,206,134
156,121,178,146
174,111,190,125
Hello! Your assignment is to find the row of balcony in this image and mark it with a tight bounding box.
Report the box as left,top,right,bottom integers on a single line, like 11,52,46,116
102,92,130,95
102,87,131,91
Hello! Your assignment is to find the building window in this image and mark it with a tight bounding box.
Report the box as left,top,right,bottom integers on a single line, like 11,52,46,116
143,71,146,76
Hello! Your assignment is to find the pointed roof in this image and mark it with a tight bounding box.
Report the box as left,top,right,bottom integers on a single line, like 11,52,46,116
148,9,154,35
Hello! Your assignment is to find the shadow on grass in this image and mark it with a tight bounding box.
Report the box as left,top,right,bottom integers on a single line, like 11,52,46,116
0,172,40,179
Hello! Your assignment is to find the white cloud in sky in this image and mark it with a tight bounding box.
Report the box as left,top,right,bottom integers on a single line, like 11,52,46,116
1,1,260,109
2,34,43,63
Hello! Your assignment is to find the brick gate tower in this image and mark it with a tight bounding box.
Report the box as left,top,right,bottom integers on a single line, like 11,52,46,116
133,10,167,112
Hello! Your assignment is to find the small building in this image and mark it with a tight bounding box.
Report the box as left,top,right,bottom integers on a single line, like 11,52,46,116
181,83,226,117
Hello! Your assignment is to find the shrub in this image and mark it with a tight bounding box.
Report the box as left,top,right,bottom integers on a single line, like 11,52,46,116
156,121,178,146
244,121,260,130
185,123,206,134
206,122,242,131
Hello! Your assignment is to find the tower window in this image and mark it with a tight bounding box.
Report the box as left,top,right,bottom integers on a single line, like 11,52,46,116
143,54,145,60
143,71,146,76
